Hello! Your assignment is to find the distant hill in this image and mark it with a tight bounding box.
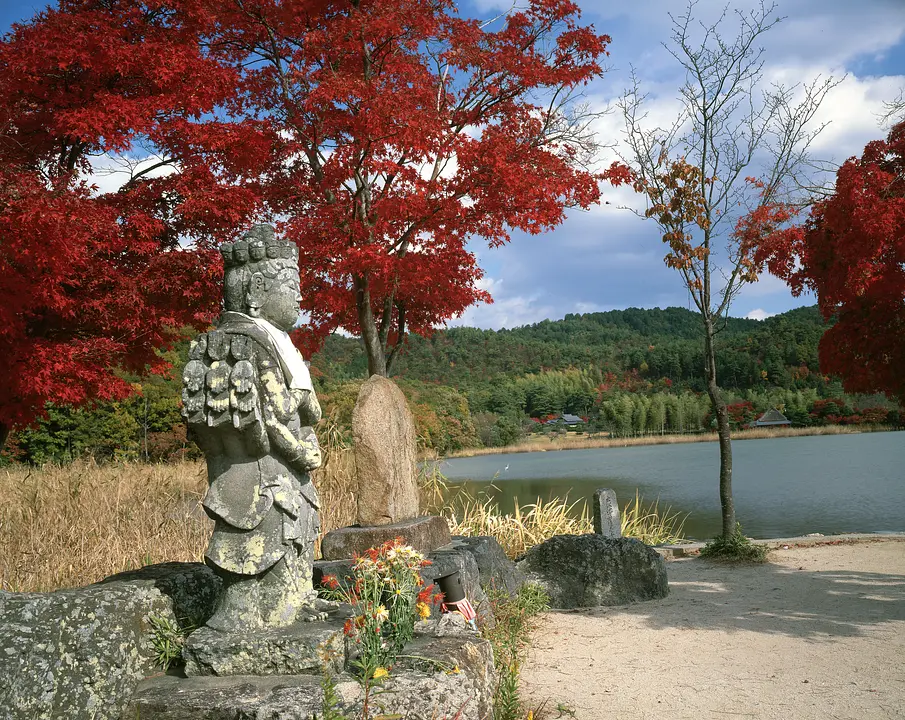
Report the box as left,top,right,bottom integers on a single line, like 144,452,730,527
312,305,828,396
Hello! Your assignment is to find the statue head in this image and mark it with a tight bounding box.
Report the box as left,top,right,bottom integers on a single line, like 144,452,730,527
222,224,301,330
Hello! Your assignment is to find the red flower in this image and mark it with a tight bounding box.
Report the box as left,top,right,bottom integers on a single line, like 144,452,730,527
322,574,340,590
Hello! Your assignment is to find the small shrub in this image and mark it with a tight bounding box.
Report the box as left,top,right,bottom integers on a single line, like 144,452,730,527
700,524,768,563
147,614,190,671
320,540,437,681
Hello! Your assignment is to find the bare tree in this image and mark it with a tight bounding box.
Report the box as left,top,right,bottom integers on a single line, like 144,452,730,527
608,0,838,539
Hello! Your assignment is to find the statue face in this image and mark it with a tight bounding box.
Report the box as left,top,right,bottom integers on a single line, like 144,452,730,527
258,269,302,331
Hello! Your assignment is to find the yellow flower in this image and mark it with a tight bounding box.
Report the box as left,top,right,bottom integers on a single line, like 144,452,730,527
375,604,389,623
372,666,389,680
416,602,431,620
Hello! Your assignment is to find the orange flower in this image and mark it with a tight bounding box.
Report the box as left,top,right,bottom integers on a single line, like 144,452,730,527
322,574,339,590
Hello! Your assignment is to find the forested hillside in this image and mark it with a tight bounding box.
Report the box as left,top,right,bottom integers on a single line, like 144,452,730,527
5,306,900,464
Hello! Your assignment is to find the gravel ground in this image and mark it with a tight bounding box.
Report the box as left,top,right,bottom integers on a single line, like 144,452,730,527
521,539,905,720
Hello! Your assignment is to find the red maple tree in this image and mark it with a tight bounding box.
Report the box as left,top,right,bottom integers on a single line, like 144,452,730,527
1,0,609,447
176,0,610,375
0,2,255,448
757,121,905,403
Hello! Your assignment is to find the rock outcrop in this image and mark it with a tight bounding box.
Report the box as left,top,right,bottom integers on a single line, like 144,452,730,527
0,562,219,720
517,535,668,608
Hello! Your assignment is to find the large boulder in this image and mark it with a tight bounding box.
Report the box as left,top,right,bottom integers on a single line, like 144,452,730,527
352,375,420,525
516,535,668,608
0,562,220,720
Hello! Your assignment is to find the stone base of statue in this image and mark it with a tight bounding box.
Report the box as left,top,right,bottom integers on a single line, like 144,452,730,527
184,605,350,677
320,515,452,561
128,615,495,720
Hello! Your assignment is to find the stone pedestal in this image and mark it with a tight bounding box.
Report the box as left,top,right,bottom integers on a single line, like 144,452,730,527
183,615,348,677
320,515,451,561
127,616,494,720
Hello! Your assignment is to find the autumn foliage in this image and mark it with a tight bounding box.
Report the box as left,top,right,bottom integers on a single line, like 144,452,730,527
757,121,905,403
0,0,610,441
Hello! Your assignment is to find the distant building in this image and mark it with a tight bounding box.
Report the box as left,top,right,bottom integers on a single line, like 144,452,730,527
545,413,587,426
753,408,791,427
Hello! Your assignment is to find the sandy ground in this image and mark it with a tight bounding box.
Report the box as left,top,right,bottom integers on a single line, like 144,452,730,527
521,540,905,720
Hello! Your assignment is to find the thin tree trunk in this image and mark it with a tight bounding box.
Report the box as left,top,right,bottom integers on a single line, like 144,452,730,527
0,421,9,455
704,318,736,538
354,274,388,377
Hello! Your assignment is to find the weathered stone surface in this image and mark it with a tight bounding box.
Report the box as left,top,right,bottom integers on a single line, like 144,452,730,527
126,622,494,720
352,375,420,525
183,612,347,677
517,534,668,608
184,224,324,632
0,562,219,720
321,515,451,560
592,488,622,538
453,535,526,596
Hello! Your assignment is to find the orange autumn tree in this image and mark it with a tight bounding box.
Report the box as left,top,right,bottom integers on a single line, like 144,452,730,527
605,1,836,542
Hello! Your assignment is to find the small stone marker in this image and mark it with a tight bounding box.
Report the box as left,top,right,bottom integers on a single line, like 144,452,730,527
592,488,622,538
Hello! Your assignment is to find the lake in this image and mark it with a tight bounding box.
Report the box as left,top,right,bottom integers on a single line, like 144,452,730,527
438,431,905,540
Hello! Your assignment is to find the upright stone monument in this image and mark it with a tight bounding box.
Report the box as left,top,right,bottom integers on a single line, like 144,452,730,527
352,374,420,525
182,224,323,632
593,488,622,538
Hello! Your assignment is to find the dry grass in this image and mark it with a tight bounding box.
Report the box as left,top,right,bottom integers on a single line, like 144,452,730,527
620,489,688,545
443,424,891,458
0,460,210,592
443,493,592,559
0,440,359,593
442,488,689,559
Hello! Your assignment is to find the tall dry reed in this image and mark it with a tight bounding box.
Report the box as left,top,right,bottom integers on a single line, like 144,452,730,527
0,460,210,592
0,435,359,592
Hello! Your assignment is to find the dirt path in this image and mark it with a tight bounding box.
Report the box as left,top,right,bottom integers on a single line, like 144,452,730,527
521,540,905,720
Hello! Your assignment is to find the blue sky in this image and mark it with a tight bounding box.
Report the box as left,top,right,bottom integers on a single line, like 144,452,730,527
3,0,904,329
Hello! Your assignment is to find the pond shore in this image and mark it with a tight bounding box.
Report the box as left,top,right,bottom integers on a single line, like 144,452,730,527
522,537,905,719
442,424,894,458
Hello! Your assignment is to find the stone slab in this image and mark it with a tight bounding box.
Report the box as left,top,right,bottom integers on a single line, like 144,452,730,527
320,515,451,560
183,614,348,677
592,488,622,538
127,622,494,720
0,562,219,720
453,535,526,596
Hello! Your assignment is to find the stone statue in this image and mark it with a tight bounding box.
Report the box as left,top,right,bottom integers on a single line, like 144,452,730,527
182,224,322,631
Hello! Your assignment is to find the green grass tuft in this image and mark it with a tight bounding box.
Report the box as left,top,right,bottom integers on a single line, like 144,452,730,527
700,523,769,563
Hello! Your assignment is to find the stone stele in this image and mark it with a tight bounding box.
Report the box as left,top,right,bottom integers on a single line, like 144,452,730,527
352,374,420,525
593,487,622,538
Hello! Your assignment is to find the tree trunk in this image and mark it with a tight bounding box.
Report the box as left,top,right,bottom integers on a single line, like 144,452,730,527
0,421,8,455
704,318,736,538
354,274,388,377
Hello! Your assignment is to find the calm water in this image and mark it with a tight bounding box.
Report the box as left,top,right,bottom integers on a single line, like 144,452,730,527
438,432,905,539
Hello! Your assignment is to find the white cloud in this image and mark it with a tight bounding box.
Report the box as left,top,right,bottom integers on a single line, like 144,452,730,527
744,308,775,321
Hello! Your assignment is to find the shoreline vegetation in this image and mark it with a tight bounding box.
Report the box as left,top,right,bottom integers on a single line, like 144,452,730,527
441,424,895,459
